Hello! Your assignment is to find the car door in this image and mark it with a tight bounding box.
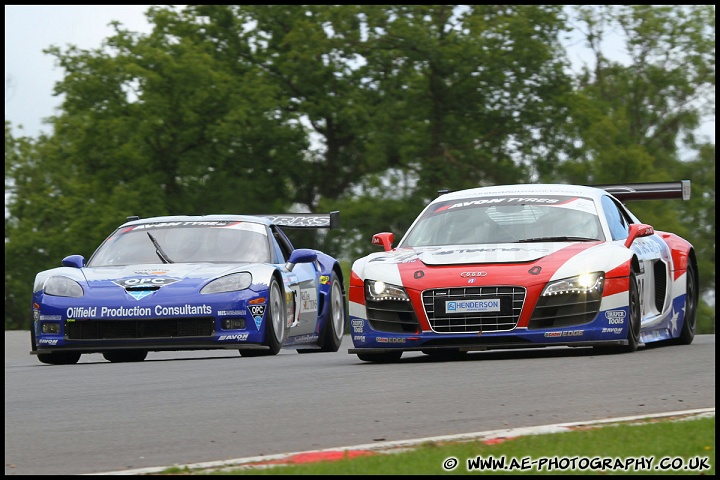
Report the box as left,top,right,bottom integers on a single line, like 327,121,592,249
269,226,320,337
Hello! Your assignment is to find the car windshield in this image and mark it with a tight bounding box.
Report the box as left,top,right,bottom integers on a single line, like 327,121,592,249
400,195,605,247
88,220,271,266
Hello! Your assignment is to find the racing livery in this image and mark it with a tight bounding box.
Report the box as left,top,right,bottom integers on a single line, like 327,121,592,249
31,212,347,364
349,181,698,362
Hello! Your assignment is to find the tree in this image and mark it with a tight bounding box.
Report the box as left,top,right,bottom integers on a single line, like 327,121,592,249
3,5,714,330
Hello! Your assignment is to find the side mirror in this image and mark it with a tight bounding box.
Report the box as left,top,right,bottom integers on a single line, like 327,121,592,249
624,223,654,248
62,255,85,268
372,232,394,252
286,248,318,271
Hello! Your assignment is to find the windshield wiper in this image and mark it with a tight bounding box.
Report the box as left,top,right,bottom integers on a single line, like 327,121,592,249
147,232,173,263
518,236,599,243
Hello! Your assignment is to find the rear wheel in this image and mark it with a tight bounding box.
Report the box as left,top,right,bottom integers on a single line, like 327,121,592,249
240,277,285,357
672,260,698,345
356,351,403,363
102,350,148,363
37,351,82,365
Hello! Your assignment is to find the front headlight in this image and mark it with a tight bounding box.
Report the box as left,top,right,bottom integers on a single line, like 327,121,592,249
44,276,84,297
542,272,604,296
365,280,410,302
201,272,253,294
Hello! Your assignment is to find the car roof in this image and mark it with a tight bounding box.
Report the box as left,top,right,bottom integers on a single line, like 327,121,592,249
434,184,606,203
120,214,273,228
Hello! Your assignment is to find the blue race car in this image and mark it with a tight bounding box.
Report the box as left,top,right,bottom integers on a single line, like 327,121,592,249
31,212,346,364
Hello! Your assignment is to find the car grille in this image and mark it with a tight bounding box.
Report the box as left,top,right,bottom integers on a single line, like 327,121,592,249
65,317,215,340
528,289,602,329
422,286,525,333
366,299,421,333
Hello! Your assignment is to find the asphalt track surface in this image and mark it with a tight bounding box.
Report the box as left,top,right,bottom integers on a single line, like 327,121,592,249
4,331,715,475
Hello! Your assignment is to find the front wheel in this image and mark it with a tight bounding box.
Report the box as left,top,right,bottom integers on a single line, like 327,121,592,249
241,277,286,357
37,351,82,365
622,269,642,353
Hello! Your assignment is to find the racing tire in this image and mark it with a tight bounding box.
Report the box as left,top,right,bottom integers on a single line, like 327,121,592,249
593,269,641,355
300,272,346,353
671,260,698,345
356,351,403,363
37,351,82,365
240,277,286,357
102,350,148,363
620,269,642,353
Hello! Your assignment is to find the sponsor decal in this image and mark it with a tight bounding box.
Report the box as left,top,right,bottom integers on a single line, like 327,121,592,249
249,305,266,316
286,333,319,344
319,275,330,285
353,335,366,342
67,307,97,318
300,288,318,312
434,247,549,255
133,221,232,230
249,304,266,329
114,277,180,288
460,271,488,278
377,337,407,343
39,314,62,321
351,319,364,333
368,252,419,264
544,332,562,337
446,299,500,313
38,339,59,345
128,291,153,301
218,310,247,316
438,197,562,213
562,330,584,336
263,215,331,228
602,327,623,334
605,310,626,325
65,304,213,318
219,333,249,341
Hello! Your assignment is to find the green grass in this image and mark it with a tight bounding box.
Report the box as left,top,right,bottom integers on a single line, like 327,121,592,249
162,415,714,475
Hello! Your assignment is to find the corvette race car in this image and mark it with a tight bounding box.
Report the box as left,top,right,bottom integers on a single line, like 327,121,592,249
31,212,347,364
348,181,698,362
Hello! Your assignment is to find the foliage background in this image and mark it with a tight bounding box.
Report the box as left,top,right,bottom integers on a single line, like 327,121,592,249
5,5,715,333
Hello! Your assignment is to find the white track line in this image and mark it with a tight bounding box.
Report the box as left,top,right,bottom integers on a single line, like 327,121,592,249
89,407,715,475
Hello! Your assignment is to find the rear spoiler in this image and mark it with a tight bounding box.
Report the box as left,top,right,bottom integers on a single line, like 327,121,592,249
592,180,691,202
260,211,340,229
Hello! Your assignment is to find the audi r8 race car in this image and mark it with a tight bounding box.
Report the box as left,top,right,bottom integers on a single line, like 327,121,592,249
31,212,347,364
349,181,698,362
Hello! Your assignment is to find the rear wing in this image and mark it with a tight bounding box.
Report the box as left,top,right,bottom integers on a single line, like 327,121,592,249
592,180,691,202
260,211,340,229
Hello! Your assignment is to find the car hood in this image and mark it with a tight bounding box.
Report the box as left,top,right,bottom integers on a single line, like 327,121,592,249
78,263,257,283
368,243,568,266
33,262,276,293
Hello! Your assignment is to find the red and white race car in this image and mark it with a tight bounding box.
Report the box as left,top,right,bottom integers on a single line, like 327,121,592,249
348,181,697,362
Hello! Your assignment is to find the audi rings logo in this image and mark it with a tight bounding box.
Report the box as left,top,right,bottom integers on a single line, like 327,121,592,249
460,271,488,278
